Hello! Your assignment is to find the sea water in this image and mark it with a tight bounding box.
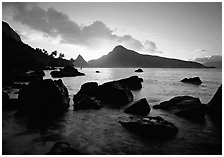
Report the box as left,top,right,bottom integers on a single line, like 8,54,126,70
2,68,222,154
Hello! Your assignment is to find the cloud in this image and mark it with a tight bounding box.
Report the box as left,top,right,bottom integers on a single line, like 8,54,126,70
194,55,222,63
3,2,162,53
143,40,163,53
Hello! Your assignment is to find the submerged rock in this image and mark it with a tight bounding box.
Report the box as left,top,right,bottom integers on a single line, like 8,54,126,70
73,95,103,110
207,85,222,121
124,98,151,116
153,96,205,120
135,68,143,72
181,77,202,85
50,66,85,78
18,79,70,116
47,141,81,155
119,116,178,138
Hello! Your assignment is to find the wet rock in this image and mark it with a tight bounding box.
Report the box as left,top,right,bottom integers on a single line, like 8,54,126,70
181,77,202,85
50,66,85,78
97,81,133,104
18,79,70,116
95,70,100,73
118,76,143,90
207,85,222,121
73,95,103,110
47,141,81,155
135,68,143,72
124,98,151,116
153,96,205,120
119,116,178,138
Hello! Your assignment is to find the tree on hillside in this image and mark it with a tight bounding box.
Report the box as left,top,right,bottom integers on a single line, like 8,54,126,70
50,50,57,58
58,53,65,58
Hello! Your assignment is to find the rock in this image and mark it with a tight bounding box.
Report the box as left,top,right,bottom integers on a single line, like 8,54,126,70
73,95,103,110
207,85,222,121
47,141,81,155
181,77,202,85
2,92,10,105
42,66,56,70
95,71,100,73
124,98,151,116
50,66,85,78
12,70,44,82
3,92,19,110
97,81,133,104
119,116,178,138
135,68,143,72
18,79,70,116
118,76,143,90
153,96,206,120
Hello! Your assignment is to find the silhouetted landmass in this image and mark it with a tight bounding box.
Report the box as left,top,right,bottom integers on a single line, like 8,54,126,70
88,45,206,68
2,21,72,83
73,54,88,67
203,60,222,68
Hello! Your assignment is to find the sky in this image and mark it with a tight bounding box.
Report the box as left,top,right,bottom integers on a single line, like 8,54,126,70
2,2,222,61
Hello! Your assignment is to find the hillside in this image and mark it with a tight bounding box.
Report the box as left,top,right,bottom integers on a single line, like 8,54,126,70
88,45,206,68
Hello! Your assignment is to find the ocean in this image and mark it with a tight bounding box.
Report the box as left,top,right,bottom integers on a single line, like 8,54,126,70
2,68,222,154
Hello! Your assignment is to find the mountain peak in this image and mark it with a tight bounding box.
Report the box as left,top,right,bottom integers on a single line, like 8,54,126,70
73,54,88,67
112,45,127,52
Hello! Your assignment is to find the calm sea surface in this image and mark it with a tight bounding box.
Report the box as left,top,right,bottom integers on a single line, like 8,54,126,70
3,68,222,154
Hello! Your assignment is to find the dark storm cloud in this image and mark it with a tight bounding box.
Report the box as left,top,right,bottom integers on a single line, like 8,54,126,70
3,2,161,52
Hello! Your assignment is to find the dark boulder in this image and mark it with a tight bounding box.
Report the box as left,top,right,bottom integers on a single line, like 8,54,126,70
119,116,178,139
153,96,205,120
50,66,85,78
2,92,10,106
42,66,56,70
3,92,19,110
47,141,81,155
207,85,222,121
181,77,202,85
73,95,103,110
18,79,70,116
118,76,143,90
97,81,133,104
124,98,151,116
135,68,143,72
95,70,100,73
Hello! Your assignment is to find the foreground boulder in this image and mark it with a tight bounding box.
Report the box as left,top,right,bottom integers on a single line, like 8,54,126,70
181,77,202,85
73,95,103,110
153,96,206,120
135,68,143,72
47,141,81,155
119,116,178,139
207,85,222,121
95,70,100,73
2,92,19,110
124,98,151,116
118,76,143,90
18,79,70,116
50,66,85,78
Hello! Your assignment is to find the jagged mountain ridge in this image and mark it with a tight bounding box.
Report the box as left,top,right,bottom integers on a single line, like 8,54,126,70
73,54,88,67
88,45,206,68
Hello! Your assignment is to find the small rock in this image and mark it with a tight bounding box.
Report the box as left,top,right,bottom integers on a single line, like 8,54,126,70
135,68,143,72
124,98,151,116
181,77,202,85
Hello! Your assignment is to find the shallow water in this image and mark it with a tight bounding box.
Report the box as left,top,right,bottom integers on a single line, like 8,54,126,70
2,68,222,154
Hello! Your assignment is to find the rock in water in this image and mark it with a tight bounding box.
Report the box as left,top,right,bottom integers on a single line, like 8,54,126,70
119,116,178,139
50,66,85,78
95,70,100,73
118,76,143,90
135,68,143,72
97,81,133,104
47,141,81,155
153,96,205,120
73,95,103,110
124,98,151,116
18,79,70,116
207,85,222,121
181,77,202,85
